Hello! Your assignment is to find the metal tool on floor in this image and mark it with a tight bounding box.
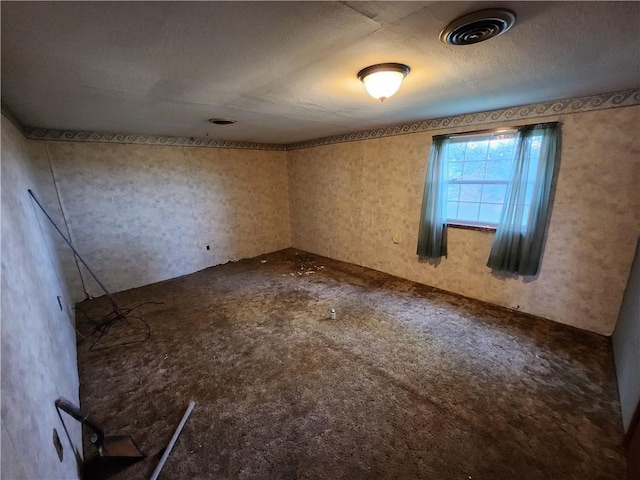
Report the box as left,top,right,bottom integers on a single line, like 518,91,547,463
55,397,145,479
149,400,196,480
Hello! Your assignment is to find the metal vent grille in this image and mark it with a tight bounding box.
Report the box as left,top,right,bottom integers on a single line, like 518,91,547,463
440,9,516,45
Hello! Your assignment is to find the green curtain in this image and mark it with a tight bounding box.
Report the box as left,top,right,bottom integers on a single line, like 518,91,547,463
487,123,559,275
417,135,449,258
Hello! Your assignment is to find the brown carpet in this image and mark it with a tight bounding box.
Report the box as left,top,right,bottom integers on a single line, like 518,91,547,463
74,248,626,479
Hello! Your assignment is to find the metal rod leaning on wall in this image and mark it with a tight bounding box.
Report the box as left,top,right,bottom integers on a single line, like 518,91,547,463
27,189,123,315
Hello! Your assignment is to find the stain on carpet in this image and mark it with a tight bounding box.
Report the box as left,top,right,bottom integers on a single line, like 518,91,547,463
74,249,626,479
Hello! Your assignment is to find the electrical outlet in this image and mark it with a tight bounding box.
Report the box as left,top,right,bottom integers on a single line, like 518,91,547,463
392,234,400,244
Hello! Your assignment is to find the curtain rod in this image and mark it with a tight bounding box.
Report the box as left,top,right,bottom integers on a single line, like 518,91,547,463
445,127,518,140
435,121,560,140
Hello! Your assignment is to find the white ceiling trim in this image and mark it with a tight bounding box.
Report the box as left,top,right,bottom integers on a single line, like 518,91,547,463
15,88,640,151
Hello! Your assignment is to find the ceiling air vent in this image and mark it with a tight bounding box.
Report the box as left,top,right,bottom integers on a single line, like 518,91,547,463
440,9,516,45
208,118,236,125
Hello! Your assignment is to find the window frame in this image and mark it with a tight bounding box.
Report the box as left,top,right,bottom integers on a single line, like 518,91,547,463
444,129,519,230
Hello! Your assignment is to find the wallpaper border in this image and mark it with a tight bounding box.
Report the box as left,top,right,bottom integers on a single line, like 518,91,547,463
15,88,640,151
22,128,287,151
287,88,640,150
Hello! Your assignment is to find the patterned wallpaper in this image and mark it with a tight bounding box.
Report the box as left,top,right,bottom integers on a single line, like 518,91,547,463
1,116,81,479
7,88,640,334
46,142,291,299
27,142,90,303
25,128,287,151
288,105,640,335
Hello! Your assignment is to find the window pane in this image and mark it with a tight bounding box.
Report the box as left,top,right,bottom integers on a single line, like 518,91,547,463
457,202,480,222
479,203,503,224
462,161,485,180
459,184,482,202
447,201,459,219
448,142,467,161
443,132,518,227
485,161,511,180
481,184,507,204
448,162,463,181
447,184,460,201
465,141,489,161
487,139,514,161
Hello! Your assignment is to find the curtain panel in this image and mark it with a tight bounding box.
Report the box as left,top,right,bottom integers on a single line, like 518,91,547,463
417,135,449,259
487,123,559,275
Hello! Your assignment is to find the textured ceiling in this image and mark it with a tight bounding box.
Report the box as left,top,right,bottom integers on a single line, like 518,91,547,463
2,1,639,144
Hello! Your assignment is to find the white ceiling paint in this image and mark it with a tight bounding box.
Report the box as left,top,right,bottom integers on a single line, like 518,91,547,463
2,1,639,144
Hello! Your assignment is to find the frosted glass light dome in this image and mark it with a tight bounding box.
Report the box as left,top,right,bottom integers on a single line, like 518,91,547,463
357,63,410,102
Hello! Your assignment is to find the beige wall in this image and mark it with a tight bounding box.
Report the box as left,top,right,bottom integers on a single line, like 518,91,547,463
41,142,290,300
288,106,640,335
1,115,81,479
17,104,639,335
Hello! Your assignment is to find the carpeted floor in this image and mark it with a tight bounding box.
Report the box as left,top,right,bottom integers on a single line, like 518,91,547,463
74,248,626,479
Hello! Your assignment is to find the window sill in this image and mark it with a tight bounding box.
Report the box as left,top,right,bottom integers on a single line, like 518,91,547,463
447,223,496,233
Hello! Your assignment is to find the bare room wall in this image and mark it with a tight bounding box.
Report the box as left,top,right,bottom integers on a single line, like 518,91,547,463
41,141,290,300
1,115,81,479
288,105,640,335
27,143,91,305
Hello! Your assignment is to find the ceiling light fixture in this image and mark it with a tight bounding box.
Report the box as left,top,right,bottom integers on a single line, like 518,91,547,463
357,63,410,102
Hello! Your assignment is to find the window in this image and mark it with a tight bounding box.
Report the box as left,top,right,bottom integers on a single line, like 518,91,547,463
446,131,542,228
417,122,559,273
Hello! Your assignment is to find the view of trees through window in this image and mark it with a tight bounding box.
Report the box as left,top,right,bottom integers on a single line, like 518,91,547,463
446,132,541,227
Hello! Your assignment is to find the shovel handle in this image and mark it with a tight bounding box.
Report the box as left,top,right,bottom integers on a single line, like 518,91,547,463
55,397,105,446
55,397,85,421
